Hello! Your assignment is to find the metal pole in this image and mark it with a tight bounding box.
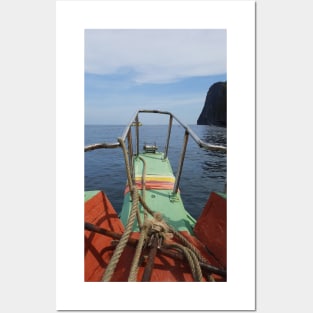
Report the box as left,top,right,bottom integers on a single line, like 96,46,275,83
141,235,159,282
127,128,134,179
84,142,120,151
135,114,139,156
173,131,189,194
164,114,173,159
85,110,226,153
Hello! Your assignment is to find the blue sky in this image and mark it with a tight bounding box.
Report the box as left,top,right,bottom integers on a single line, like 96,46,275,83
85,29,226,125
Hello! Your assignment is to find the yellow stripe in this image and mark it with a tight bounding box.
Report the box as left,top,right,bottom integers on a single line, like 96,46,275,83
134,175,175,182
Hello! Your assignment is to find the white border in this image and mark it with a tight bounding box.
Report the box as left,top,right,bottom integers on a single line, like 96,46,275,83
56,1,255,310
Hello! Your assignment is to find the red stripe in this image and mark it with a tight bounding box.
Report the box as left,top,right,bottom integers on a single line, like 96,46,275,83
124,181,175,194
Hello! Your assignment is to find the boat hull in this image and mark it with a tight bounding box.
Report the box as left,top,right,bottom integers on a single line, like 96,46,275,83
84,190,226,282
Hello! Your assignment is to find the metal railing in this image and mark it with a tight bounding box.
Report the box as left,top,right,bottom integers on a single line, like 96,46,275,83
85,109,226,195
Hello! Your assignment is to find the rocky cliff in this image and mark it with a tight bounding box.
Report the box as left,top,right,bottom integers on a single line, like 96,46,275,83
197,81,227,127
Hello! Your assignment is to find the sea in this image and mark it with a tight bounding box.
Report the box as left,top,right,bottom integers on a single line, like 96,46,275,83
84,124,226,220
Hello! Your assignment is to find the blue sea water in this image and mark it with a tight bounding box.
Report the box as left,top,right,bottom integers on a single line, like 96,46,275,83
84,124,226,220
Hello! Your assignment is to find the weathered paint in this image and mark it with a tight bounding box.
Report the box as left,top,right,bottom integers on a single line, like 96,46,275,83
194,192,227,268
84,191,125,281
84,190,225,282
84,190,101,202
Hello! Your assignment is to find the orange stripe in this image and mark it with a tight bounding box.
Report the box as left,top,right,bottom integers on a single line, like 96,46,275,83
124,181,175,194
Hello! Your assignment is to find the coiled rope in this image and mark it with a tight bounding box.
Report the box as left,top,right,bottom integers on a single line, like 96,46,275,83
138,190,204,262
169,227,209,264
167,243,203,281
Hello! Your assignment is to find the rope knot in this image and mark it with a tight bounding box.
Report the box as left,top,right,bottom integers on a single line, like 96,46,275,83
144,212,173,248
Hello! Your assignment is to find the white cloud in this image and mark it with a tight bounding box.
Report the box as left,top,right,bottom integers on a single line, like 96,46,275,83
85,29,226,84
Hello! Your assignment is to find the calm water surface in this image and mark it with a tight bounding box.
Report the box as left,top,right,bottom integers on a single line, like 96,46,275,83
84,124,226,219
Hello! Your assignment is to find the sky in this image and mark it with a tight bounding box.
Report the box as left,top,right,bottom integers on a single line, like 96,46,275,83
85,29,226,125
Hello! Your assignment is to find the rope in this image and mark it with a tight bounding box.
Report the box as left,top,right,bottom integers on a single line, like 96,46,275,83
128,208,149,281
128,155,150,281
138,194,155,217
128,224,147,281
167,243,203,282
103,138,146,281
118,137,133,192
138,156,146,202
139,191,208,281
101,187,139,282
135,209,143,231
169,227,209,264
119,136,144,230
121,135,142,232
135,155,147,230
